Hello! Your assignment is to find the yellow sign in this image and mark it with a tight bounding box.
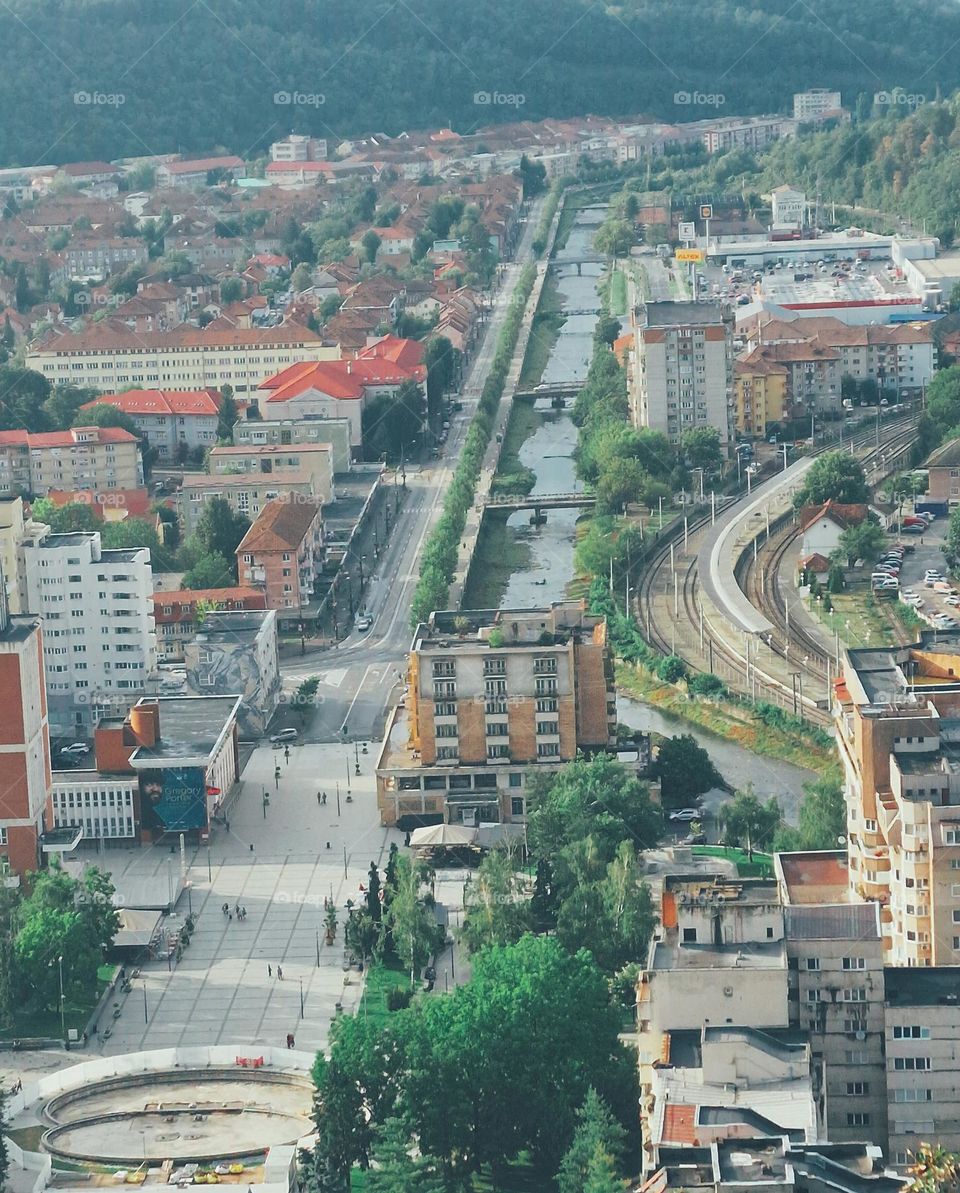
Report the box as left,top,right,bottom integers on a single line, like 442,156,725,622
676,248,705,262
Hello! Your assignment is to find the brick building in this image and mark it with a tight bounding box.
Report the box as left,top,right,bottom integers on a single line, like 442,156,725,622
152,586,267,662
236,497,325,613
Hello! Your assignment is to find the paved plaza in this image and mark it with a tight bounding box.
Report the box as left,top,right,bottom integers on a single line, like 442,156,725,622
91,741,397,1058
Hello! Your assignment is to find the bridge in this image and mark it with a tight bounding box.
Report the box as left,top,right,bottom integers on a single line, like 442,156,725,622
514,381,586,404
550,255,606,272
482,491,596,515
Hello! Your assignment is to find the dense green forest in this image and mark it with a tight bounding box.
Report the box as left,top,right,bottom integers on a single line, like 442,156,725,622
1,0,959,166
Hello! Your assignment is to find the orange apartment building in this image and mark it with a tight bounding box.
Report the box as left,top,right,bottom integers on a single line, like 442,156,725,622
235,497,325,614
0,587,53,881
835,633,960,966
376,603,617,828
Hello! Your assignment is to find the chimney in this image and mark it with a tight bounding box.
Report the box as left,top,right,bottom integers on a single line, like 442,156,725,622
346,360,352,374
129,700,159,747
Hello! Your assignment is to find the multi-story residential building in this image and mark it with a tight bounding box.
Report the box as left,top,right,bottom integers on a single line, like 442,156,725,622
184,608,280,737
156,155,246,189
0,426,141,497
695,115,798,154
235,497,325,614
0,582,53,881
376,604,617,828
208,443,333,504
64,237,148,280
23,531,156,734
884,968,960,1169
233,415,353,472
834,634,960,967
152,586,266,662
794,89,844,122
178,470,319,534
634,302,734,452
924,437,960,508
0,497,49,613
269,134,328,162
81,389,222,460
737,340,842,419
733,356,789,438
26,322,337,396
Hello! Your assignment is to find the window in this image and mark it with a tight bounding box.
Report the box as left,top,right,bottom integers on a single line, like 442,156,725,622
0,826,6,846
483,657,506,676
893,1057,931,1071
682,927,697,943
487,744,509,760
893,1089,932,1103
893,1025,930,1040
847,1113,870,1127
436,746,458,761
945,828,960,845
511,797,524,818
509,773,523,788
806,958,821,971
537,742,560,758
536,721,558,736
845,1050,867,1064
436,724,458,739
842,956,865,970
842,988,867,1002
847,1082,869,1096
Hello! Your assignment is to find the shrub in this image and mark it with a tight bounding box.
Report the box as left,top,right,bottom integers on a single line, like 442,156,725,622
688,672,726,698
386,986,413,1012
656,654,687,684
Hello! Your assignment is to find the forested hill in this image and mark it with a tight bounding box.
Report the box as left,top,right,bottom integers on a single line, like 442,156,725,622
1,0,959,167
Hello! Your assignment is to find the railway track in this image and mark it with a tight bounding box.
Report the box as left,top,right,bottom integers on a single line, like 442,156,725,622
634,416,920,720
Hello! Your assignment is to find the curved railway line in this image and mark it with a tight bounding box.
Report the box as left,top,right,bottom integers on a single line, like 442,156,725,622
635,417,920,723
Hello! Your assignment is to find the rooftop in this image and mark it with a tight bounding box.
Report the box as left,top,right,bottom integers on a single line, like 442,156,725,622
413,603,604,651
784,903,880,942
650,939,785,971
193,609,275,642
884,965,960,1007
128,696,240,766
644,301,727,327
777,851,851,905
236,497,323,554
717,1139,789,1184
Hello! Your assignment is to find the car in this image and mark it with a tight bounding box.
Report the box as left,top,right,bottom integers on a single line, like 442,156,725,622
902,594,924,607
669,808,700,822
683,832,707,845
946,596,960,607
59,742,90,755
902,523,925,535
355,615,373,632
270,728,299,744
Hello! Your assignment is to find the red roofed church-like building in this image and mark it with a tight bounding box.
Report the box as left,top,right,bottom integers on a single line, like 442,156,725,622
256,337,426,454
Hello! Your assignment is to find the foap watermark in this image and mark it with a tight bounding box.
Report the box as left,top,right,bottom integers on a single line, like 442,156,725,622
74,290,122,310
874,90,925,108
274,90,325,107
473,90,525,108
73,90,125,107
674,90,725,108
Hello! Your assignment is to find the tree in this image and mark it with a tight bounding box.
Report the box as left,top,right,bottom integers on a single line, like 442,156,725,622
30,498,99,533
44,384,98,431
657,734,723,808
365,862,382,923
594,219,634,257
460,847,531,954
219,276,243,304
907,1144,960,1193
181,552,235,589
295,675,320,720
595,456,646,514
194,497,250,568
594,315,622,347
680,426,723,473
835,517,885,566
558,1088,627,1193
423,334,457,416
14,263,30,312
793,450,870,509
361,229,381,264
364,1116,445,1193
0,367,52,432
382,855,440,984
72,402,139,438
776,777,846,852
217,386,238,441
518,154,547,198
719,785,782,858
291,262,314,293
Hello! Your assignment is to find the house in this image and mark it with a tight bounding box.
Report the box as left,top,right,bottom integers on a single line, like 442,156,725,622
156,156,246,189
208,443,334,505
82,388,222,460
236,497,325,614
799,500,869,558
797,552,831,583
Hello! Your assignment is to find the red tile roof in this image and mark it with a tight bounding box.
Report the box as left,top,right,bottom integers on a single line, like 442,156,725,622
661,1104,697,1146
83,388,221,417
357,334,425,369
799,499,869,532
261,356,425,403
163,156,244,175
61,161,117,177
45,487,153,518
0,426,136,447
237,497,322,554
34,322,324,352
152,587,266,621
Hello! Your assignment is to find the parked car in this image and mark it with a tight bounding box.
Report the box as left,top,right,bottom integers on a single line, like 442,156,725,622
669,808,701,822
270,728,299,744
59,742,90,755
355,615,373,632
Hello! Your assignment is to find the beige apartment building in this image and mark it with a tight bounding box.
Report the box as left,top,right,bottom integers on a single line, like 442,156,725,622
634,302,734,452
0,426,141,497
26,323,338,395
233,416,353,473
208,444,333,505
177,471,319,534
376,603,617,828
835,635,960,966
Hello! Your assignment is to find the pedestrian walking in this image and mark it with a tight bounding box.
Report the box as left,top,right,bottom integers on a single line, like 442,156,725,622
317,791,321,805
321,792,327,805
222,903,229,916
228,912,233,921
277,965,283,980
241,907,247,920
285,1032,294,1049
268,964,272,978
234,902,240,916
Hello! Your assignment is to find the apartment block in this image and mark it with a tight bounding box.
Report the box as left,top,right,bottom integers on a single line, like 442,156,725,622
733,357,789,438
376,604,617,828
233,415,353,473
0,587,53,882
81,389,222,460
634,302,734,452
178,471,319,535
834,635,960,967
737,341,841,419
923,437,960,507
23,531,156,735
0,497,49,613
26,322,337,395
0,426,141,498
236,497,325,613
208,443,333,505
884,968,960,1168
152,586,266,662
794,89,844,122
269,134,327,162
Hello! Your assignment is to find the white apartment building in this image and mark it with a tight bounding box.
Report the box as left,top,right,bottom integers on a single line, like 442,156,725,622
26,323,338,396
771,185,806,229
270,134,327,162
794,90,843,122
634,301,734,451
23,531,156,735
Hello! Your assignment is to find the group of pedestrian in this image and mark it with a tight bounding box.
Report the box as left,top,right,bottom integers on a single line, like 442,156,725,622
268,964,284,980
221,902,248,921
316,791,327,805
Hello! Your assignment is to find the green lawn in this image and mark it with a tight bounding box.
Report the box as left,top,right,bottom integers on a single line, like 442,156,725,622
812,589,897,649
358,958,412,1029
0,964,116,1041
692,845,773,878
609,268,627,316
518,271,565,389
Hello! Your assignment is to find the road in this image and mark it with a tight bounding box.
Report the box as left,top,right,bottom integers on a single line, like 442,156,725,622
279,199,546,745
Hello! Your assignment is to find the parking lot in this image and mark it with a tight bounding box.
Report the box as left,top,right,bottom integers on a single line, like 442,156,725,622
695,254,904,311
874,514,957,630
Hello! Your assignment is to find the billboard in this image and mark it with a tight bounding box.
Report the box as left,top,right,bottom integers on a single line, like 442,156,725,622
699,204,713,219
140,766,207,832
677,221,696,241
676,248,705,263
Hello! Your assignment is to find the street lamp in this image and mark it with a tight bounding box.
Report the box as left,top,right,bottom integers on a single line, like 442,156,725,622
354,740,360,775
54,955,65,1041
299,976,304,1019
